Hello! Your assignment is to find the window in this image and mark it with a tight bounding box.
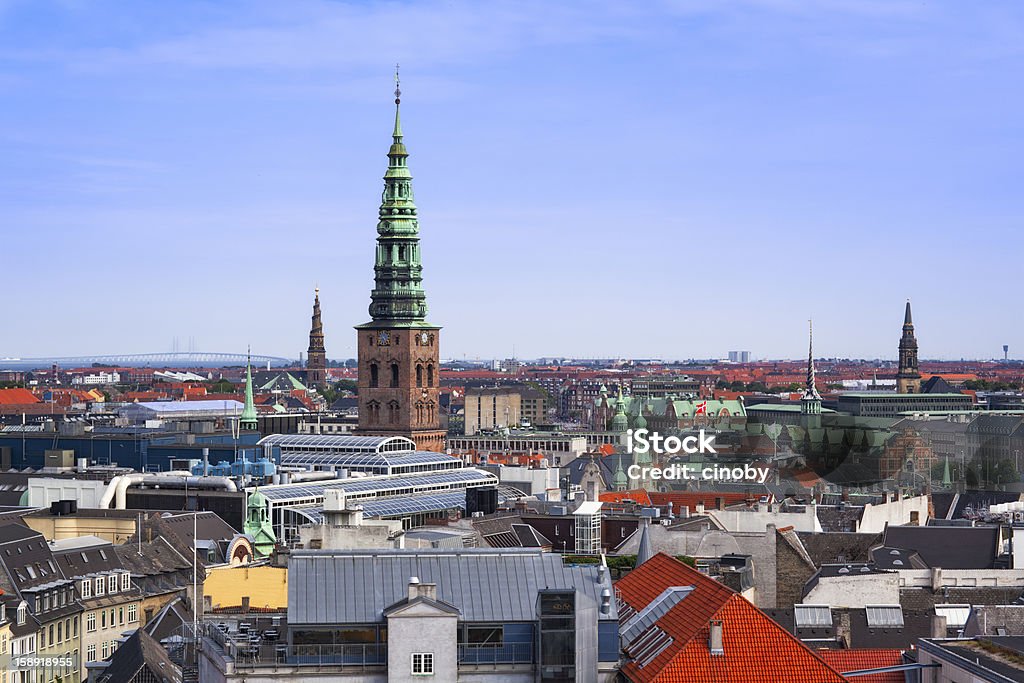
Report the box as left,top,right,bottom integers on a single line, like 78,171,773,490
121,573,131,591
416,364,423,387
411,652,434,675
390,363,400,388
86,613,96,633
81,580,91,599
101,641,108,658
101,611,106,629
108,575,117,594
57,621,62,644
118,607,124,625
127,604,137,623
369,363,379,388
16,604,25,626
73,616,78,637
95,577,105,596
86,644,96,662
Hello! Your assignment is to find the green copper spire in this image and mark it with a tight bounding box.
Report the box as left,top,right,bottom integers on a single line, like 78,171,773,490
240,348,258,431
942,456,952,488
610,388,628,432
359,66,432,329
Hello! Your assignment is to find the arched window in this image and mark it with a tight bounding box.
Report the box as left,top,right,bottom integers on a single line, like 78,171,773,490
416,364,423,387
427,364,435,387
369,363,379,388
391,363,400,388
389,401,400,424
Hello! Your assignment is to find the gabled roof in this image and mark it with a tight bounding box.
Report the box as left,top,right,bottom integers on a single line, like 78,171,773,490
95,628,182,683
0,388,40,405
616,553,848,682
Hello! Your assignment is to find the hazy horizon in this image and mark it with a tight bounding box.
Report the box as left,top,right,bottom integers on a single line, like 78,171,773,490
2,1,1022,360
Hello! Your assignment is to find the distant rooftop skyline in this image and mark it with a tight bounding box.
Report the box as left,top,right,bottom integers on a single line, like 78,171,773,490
2,1,1021,360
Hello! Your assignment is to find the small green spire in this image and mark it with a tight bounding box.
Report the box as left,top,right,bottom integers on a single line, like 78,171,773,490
942,456,952,488
613,457,628,490
610,387,628,432
240,347,258,431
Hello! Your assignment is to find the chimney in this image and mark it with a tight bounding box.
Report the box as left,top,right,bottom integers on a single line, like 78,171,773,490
696,502,705,515
407,577,437,601
930,614,948,639
708,620,724,655
930,567,943,591
600,588,612,615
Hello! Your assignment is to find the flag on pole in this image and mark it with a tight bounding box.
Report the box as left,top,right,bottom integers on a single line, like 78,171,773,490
695,400,708,415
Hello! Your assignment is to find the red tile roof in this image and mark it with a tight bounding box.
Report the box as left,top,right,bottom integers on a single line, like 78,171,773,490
0,388,40,405
817,649,905,683
616,554,848,683
647,491,751,511
600,490,653,506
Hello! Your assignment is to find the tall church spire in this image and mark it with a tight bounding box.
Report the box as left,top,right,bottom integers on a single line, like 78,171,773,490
240,348,258,431
360,64,430,328
801,320,822,424
897,300,921,393
353,72,446,453
306,287,326,387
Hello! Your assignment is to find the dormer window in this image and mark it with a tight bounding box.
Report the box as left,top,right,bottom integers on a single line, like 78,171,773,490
16,603,25,626
107,575,117,594
94,577,105,596
80,580,91,599
121,573,131,591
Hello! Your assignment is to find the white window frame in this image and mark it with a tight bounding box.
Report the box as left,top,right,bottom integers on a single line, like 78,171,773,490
80,580,91,599
107,574,117,594
121,572,131,591
127,604,137,623
94,577,105,596
411,652,434,675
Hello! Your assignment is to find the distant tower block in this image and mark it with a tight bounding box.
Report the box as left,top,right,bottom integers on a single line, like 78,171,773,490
1004,345,1009,361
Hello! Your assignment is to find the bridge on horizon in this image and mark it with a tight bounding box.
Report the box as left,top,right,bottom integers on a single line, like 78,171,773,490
0,351,294,370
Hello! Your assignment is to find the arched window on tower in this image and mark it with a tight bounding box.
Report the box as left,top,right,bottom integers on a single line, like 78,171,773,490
427,364,434,387
416,364,423,387
389,401,400,424
369,363,379,388
390,363,400,388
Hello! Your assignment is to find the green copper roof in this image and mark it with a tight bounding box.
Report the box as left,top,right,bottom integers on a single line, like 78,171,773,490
358,75,434,329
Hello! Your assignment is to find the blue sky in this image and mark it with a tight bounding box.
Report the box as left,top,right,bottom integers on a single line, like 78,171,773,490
1,0,1021,361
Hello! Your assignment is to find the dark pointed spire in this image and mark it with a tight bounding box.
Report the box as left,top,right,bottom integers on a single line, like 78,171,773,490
904,299,913,327
805,319,821,401
637,517,654,566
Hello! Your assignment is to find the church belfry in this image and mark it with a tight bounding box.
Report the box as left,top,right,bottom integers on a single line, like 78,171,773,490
896,300,921,394
306,287,327,387
354,70,445,452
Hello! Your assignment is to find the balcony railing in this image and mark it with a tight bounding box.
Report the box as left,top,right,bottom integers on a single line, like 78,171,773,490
205,624,385,670
458,641,534,665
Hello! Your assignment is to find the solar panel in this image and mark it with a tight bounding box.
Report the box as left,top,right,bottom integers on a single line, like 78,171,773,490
255,469,498,503
795,604,832,627
865,605,904,628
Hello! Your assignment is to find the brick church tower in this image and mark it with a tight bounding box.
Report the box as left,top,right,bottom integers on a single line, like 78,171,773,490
896,300,922,394
354,73,445,452
306,287,327,388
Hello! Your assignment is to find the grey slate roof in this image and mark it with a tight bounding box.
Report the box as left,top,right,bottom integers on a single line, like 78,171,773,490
288,548,617,625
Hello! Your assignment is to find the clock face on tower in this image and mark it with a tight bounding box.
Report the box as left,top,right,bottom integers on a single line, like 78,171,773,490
377,331,390,346
419,332,429,345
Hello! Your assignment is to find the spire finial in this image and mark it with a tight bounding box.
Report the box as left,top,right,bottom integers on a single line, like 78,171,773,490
394,63,401,104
